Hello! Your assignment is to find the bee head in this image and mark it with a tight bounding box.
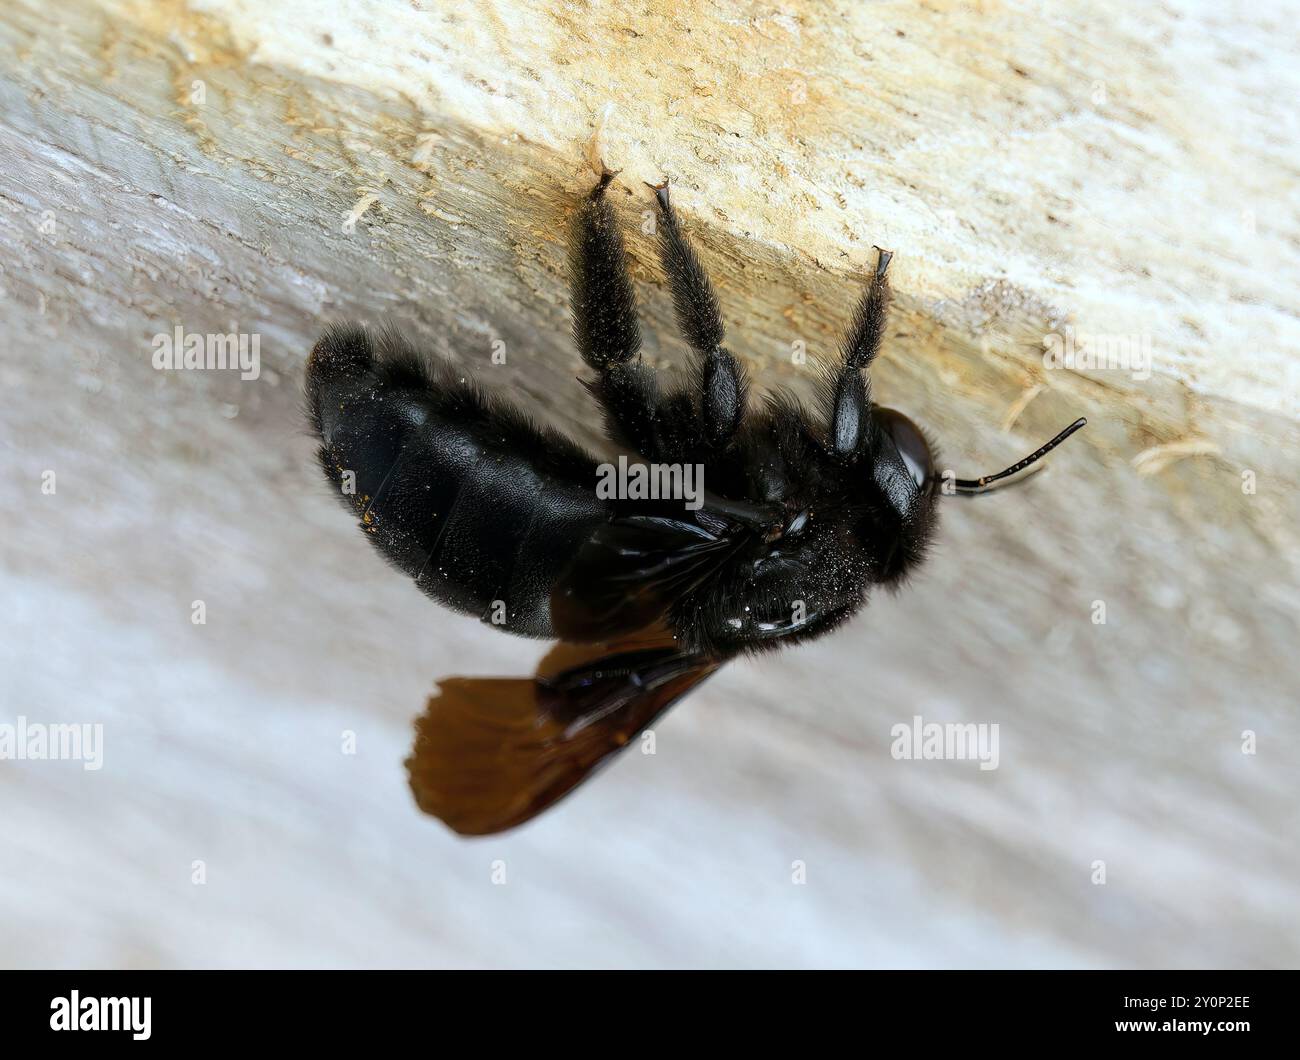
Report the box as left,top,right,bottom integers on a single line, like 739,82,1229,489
873,407,936,496
864,409,1089,583
859,407,940,586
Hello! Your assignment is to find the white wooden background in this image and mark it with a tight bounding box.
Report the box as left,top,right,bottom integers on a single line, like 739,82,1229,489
1,0,1297,968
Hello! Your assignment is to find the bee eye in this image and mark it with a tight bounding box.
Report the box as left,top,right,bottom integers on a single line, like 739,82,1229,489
874,408,933,489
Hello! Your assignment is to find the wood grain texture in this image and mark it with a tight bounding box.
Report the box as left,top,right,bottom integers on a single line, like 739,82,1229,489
0,0,1296,967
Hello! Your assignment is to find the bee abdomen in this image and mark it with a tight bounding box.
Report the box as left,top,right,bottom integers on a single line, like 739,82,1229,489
305,324,608,637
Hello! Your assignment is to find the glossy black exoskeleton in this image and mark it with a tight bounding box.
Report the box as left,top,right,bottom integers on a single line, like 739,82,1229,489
305,170,1085,834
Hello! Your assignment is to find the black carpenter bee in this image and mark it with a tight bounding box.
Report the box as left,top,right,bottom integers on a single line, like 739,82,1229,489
305,169,1085,835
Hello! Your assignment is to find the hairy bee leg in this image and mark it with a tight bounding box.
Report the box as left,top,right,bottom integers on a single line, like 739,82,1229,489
649,180,748,454
571,170,640,369
826,246,893,457
569,172,664,458
647,181,724,354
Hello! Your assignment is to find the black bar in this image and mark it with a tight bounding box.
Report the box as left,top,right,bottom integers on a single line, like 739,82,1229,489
0,970,1288,1046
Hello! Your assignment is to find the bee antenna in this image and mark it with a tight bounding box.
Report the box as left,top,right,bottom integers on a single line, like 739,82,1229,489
949,417,1088,495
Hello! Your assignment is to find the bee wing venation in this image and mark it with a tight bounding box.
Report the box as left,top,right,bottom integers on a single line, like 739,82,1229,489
550,515,745,640
406,637,721,836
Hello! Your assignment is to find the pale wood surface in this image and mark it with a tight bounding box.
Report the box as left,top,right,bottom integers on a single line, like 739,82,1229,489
0,0,1297,967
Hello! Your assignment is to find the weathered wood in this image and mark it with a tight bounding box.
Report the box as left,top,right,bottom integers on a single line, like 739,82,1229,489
0,0,1296,967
